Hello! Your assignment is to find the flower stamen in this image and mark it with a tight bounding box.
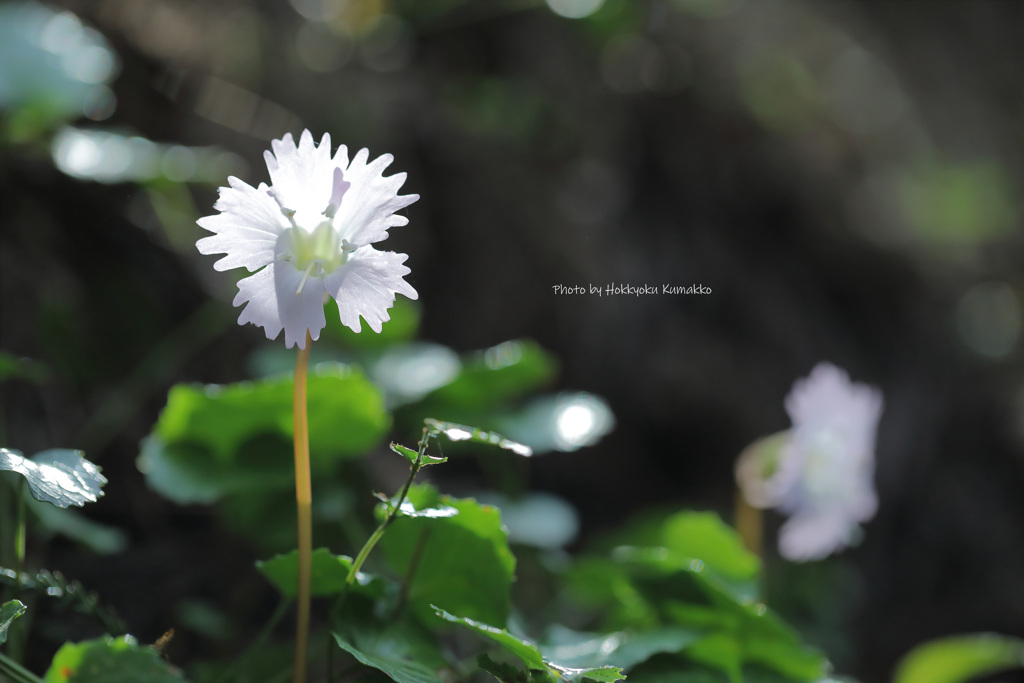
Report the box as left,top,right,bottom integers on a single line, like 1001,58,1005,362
296,262,316,296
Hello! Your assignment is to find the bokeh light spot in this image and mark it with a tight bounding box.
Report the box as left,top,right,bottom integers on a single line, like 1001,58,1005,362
546,0,605,20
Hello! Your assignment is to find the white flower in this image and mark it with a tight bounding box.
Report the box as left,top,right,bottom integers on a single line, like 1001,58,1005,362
736,363,883,561
197,130,419,349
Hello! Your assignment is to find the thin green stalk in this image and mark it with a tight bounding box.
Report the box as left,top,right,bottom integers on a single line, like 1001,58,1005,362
7,482,26,663
0,651,44,683
13,481,24,583
293,334,313,683
344,428,431,587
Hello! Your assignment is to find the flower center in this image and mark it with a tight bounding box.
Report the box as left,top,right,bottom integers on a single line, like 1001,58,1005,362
277,213,356,295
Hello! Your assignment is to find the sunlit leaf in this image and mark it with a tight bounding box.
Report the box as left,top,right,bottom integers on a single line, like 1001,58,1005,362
542,624,702,671
425,419,532,457
391,442,447,466
434,607,624,683
0,600,25,645
893,633,1024,683
156,363,389,460
424,340,557,410
0,448,106,508
379,485,515,626
257,548,388,599
139,364,390,503
566,541,825,682
43,635,188,682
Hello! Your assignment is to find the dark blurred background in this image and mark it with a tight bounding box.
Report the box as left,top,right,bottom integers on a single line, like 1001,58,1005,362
2,1,1023,681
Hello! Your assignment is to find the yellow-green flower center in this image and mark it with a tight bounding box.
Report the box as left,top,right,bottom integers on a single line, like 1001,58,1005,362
280,220,355,295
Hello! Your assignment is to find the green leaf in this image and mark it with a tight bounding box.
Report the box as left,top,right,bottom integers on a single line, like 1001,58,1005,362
0,600,25,644
26,498,127,554
332,629,444,683
0,351,49,383
257,548,388,599
596,510,759,602
323,298,421,348
379,486,516,626
893,633,1024,683
391,443,420,463
137,436,291,505
0,449,106,508
660,513,760,588
566,549,824,682
425,340,557,410
625,655,730,683
542,625,702,671
140,364,390,503
391,442,447,466
43,635,187,682
157,363,388,460
425,420,532,456
434,608,624,683
479,654,549,683
434,607,546,669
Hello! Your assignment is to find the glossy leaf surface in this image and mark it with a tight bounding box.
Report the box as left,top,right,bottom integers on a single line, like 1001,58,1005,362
0,600,25,645
379,485,515,626
435,607,624,683
139,363,389,503
0,449,106,508
44,635,187,682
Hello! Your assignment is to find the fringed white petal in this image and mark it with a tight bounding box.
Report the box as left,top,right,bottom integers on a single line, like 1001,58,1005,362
323,246,417,333
331,146,419,247
264,130,336,216
232,262,327,350
196,178,285,272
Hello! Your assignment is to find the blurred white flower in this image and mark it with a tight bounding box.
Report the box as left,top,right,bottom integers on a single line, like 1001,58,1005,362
197,130,418,348
736,362,883,561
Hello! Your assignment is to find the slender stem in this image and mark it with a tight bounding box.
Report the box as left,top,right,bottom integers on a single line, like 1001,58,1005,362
734,489,762,559
14,480,25,581
344,428,430,587
293,333,313,683
0,651,44,683
9,481,26,663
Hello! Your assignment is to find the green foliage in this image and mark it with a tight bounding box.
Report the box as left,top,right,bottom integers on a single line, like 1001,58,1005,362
331,572,450,683
391,442,447,466
257,548,389,599
333,632,444,683
322,298,421,349
139,363,389,503
893,633,1024,683
541,625,703,672
0,567,124,634
25,499,127,554
424,419,533,457
0,449,106,509
43,635,187,682
566,511,826,682
378,485,517,626
413,341,557,422
0,600,25,644
434,607,624,683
